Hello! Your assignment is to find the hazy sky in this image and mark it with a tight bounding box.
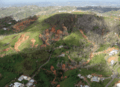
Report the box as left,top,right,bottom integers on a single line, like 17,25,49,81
1,0,120,5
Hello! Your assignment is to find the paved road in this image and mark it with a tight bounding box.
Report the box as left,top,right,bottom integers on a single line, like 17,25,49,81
105,65,120,87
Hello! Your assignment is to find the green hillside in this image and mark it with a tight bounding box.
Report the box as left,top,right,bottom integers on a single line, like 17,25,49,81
0,11,120,87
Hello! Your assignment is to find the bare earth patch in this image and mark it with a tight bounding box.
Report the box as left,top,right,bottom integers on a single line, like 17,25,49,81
14,34,29,52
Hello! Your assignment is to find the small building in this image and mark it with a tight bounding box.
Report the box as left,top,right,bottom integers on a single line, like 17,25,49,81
18,75,31,81
110,60,115,66
9,83,13,87
78,74,84,79
26,79,35,87
87,75,92,78
58,53,65,57
13,82,24,87
8,22,12,24
100,77,105,82
3,28,7,30
91,76,100,82
18,75,24,81
109,49,118,56
58,45,63,48
116,83,120,87
78,74,81,77
84,85,89,87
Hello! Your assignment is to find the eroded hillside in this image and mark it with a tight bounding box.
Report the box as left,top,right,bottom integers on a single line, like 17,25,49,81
0,11,120,87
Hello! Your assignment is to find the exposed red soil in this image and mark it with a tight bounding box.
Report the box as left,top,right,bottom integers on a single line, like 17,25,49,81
2,47,10,51
40,44,46,48
50,65,54,71
79,29,95,45
13,17,37,32
68,55,74,62
39,24,68,47
108,56,117,63
39,34,42,38
61,75,63,80
0,54,5,57
52,36,60,41
45,29,49,33
35,44,38,48
50,26,56,33
31,38,36,48
14,34,29,52
56,84,60,87
79,29,119,65
91,73,103,77
64,76,67,79
62,64,66,70
56,30,63,35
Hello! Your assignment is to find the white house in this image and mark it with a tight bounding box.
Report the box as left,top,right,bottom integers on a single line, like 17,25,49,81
87,75,92,78
18,75,24,81
110,60,115,66
109,49,118,56
13,82,24,87
8,22,12,24
29,79,35,83
58,45,63,48
77,74,81,77
58,53,65,57
78,74,84,79
3,28,7,30
91,76,100,82
116,83,120,87
84,85,89,87
26,79,35,87
18,75,31,81
9,83,13,87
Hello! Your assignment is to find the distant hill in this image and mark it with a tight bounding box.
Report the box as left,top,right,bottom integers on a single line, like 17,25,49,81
77,6,120,13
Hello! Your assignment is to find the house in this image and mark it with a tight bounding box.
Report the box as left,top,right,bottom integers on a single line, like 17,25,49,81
3,28,7,30
58,45,63,48
18,75,24,81
8,22,12,24
12,82,24,87
58,53,65,57
116,83,120,87
77,74,84,79
87,75,92,78
78,74,81,77
26,79,35,87
18,75,31,81
100,77,105,82
109,49,118,56
84,85,89,87
9,83,13,87
91,76,100,82
110,60,115,66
